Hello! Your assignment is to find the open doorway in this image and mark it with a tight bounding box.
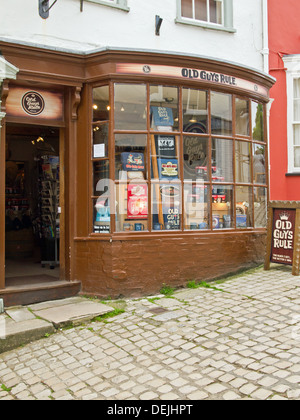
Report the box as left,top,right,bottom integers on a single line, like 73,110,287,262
5,123,61,286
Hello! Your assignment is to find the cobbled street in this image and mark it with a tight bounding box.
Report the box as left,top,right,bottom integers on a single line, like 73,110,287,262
1,265,300,400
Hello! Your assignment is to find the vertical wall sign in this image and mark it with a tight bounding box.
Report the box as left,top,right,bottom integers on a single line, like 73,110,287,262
265,201,300,275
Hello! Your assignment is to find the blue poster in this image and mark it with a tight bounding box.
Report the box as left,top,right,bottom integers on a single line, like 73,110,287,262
151,106,174,127
121,152,145,171
157,158,179,180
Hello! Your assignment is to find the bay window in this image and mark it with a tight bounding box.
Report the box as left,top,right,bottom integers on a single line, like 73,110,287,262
91,83,267,234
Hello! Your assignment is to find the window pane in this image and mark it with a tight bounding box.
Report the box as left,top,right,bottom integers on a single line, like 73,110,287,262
294,125,300,146
211,92,232,135
294,79,300,121
93,168,111,234
293,100,300,122
295,146,300,167
209,0,223,24
235,98,249,136
115,183,148,232
253,143,266,184
115,134,147,180
152,183,181,231
235,140,251,183
252,102,264,141
93,123,109,158
195,0,207,21
184,136,208,181
93,86,109,122
114,84,147,130
150,86,179,131
183,88,208,133
93,161,110,196
236,186,253,228
184,182,209,230
254,187,267,228
151,135,180,180
181,0,193,18
212,185,233,229
212,138,233,182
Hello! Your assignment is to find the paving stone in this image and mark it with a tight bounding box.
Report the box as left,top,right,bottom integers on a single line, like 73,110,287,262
1,266,300,400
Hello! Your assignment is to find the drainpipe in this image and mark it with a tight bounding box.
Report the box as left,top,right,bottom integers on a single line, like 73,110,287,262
261,0,274,197
261,0,269,74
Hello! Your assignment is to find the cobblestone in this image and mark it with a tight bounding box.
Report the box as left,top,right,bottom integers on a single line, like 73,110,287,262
1,264,300,400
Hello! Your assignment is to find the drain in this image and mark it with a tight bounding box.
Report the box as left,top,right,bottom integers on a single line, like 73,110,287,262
148,307,169,315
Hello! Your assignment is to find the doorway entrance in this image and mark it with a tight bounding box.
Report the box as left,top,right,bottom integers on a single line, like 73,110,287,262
5,123,61,286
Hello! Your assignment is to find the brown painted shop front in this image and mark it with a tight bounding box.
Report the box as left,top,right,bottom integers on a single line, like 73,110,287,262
0,43,275,305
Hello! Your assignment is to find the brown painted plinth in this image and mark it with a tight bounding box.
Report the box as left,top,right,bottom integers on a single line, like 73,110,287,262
75,231,266,299
0,277,81,307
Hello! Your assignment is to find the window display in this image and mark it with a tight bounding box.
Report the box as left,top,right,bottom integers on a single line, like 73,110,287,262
92,85,110,233
211,91,232,135
235,140,251,183
235,98,249,137
183,88,208,133
253,143,266,184
92,82,268,234
150,85,179,131
236,186,253,228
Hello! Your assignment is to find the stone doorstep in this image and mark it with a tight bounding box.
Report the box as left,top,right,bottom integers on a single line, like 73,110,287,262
0,297,115,354
0,316,55,354
30,298,115,328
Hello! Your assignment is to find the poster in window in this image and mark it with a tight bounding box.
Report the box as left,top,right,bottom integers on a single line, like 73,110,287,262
151,106,174,127
121,152,145,171
155,135,176,158
157,158,179,180
127,184,148,219
160,185,181,230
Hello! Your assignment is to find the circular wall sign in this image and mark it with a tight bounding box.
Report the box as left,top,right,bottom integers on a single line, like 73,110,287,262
21,91,45,116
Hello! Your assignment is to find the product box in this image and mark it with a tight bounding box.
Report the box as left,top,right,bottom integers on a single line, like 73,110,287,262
236,214,247,227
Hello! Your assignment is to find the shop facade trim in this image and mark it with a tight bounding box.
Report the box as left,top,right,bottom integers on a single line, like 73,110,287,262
0,42,275,300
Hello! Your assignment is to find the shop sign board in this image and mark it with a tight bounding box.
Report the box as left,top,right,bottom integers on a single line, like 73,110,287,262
271,209,296,265
265,201,300,275
116,63,269,99
6,87,64,122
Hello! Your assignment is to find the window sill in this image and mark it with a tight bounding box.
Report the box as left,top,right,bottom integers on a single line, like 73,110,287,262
84,0,130,12
285,172,300,177
175,17,236,33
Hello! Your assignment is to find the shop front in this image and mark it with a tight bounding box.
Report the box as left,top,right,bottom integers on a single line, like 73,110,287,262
0,43,275,303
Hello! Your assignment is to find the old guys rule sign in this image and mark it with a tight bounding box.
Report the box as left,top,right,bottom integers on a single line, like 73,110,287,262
271,209,296,265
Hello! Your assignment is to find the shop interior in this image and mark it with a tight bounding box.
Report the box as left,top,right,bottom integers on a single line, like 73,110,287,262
5,123,60,285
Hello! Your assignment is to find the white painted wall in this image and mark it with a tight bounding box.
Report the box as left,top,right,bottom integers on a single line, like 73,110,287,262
0,0,265,71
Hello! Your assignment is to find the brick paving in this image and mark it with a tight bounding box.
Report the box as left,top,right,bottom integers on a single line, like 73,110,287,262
1,264,300,400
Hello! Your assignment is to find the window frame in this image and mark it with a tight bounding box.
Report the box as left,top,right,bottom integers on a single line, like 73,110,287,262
90,81,268,236
84,0,129,12
176,0,235,33
283,55,300,174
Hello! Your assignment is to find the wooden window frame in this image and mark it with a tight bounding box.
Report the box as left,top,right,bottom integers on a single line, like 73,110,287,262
90,81,268,238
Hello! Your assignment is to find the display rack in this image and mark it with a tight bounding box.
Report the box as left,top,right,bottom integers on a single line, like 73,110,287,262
38,156,60,269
